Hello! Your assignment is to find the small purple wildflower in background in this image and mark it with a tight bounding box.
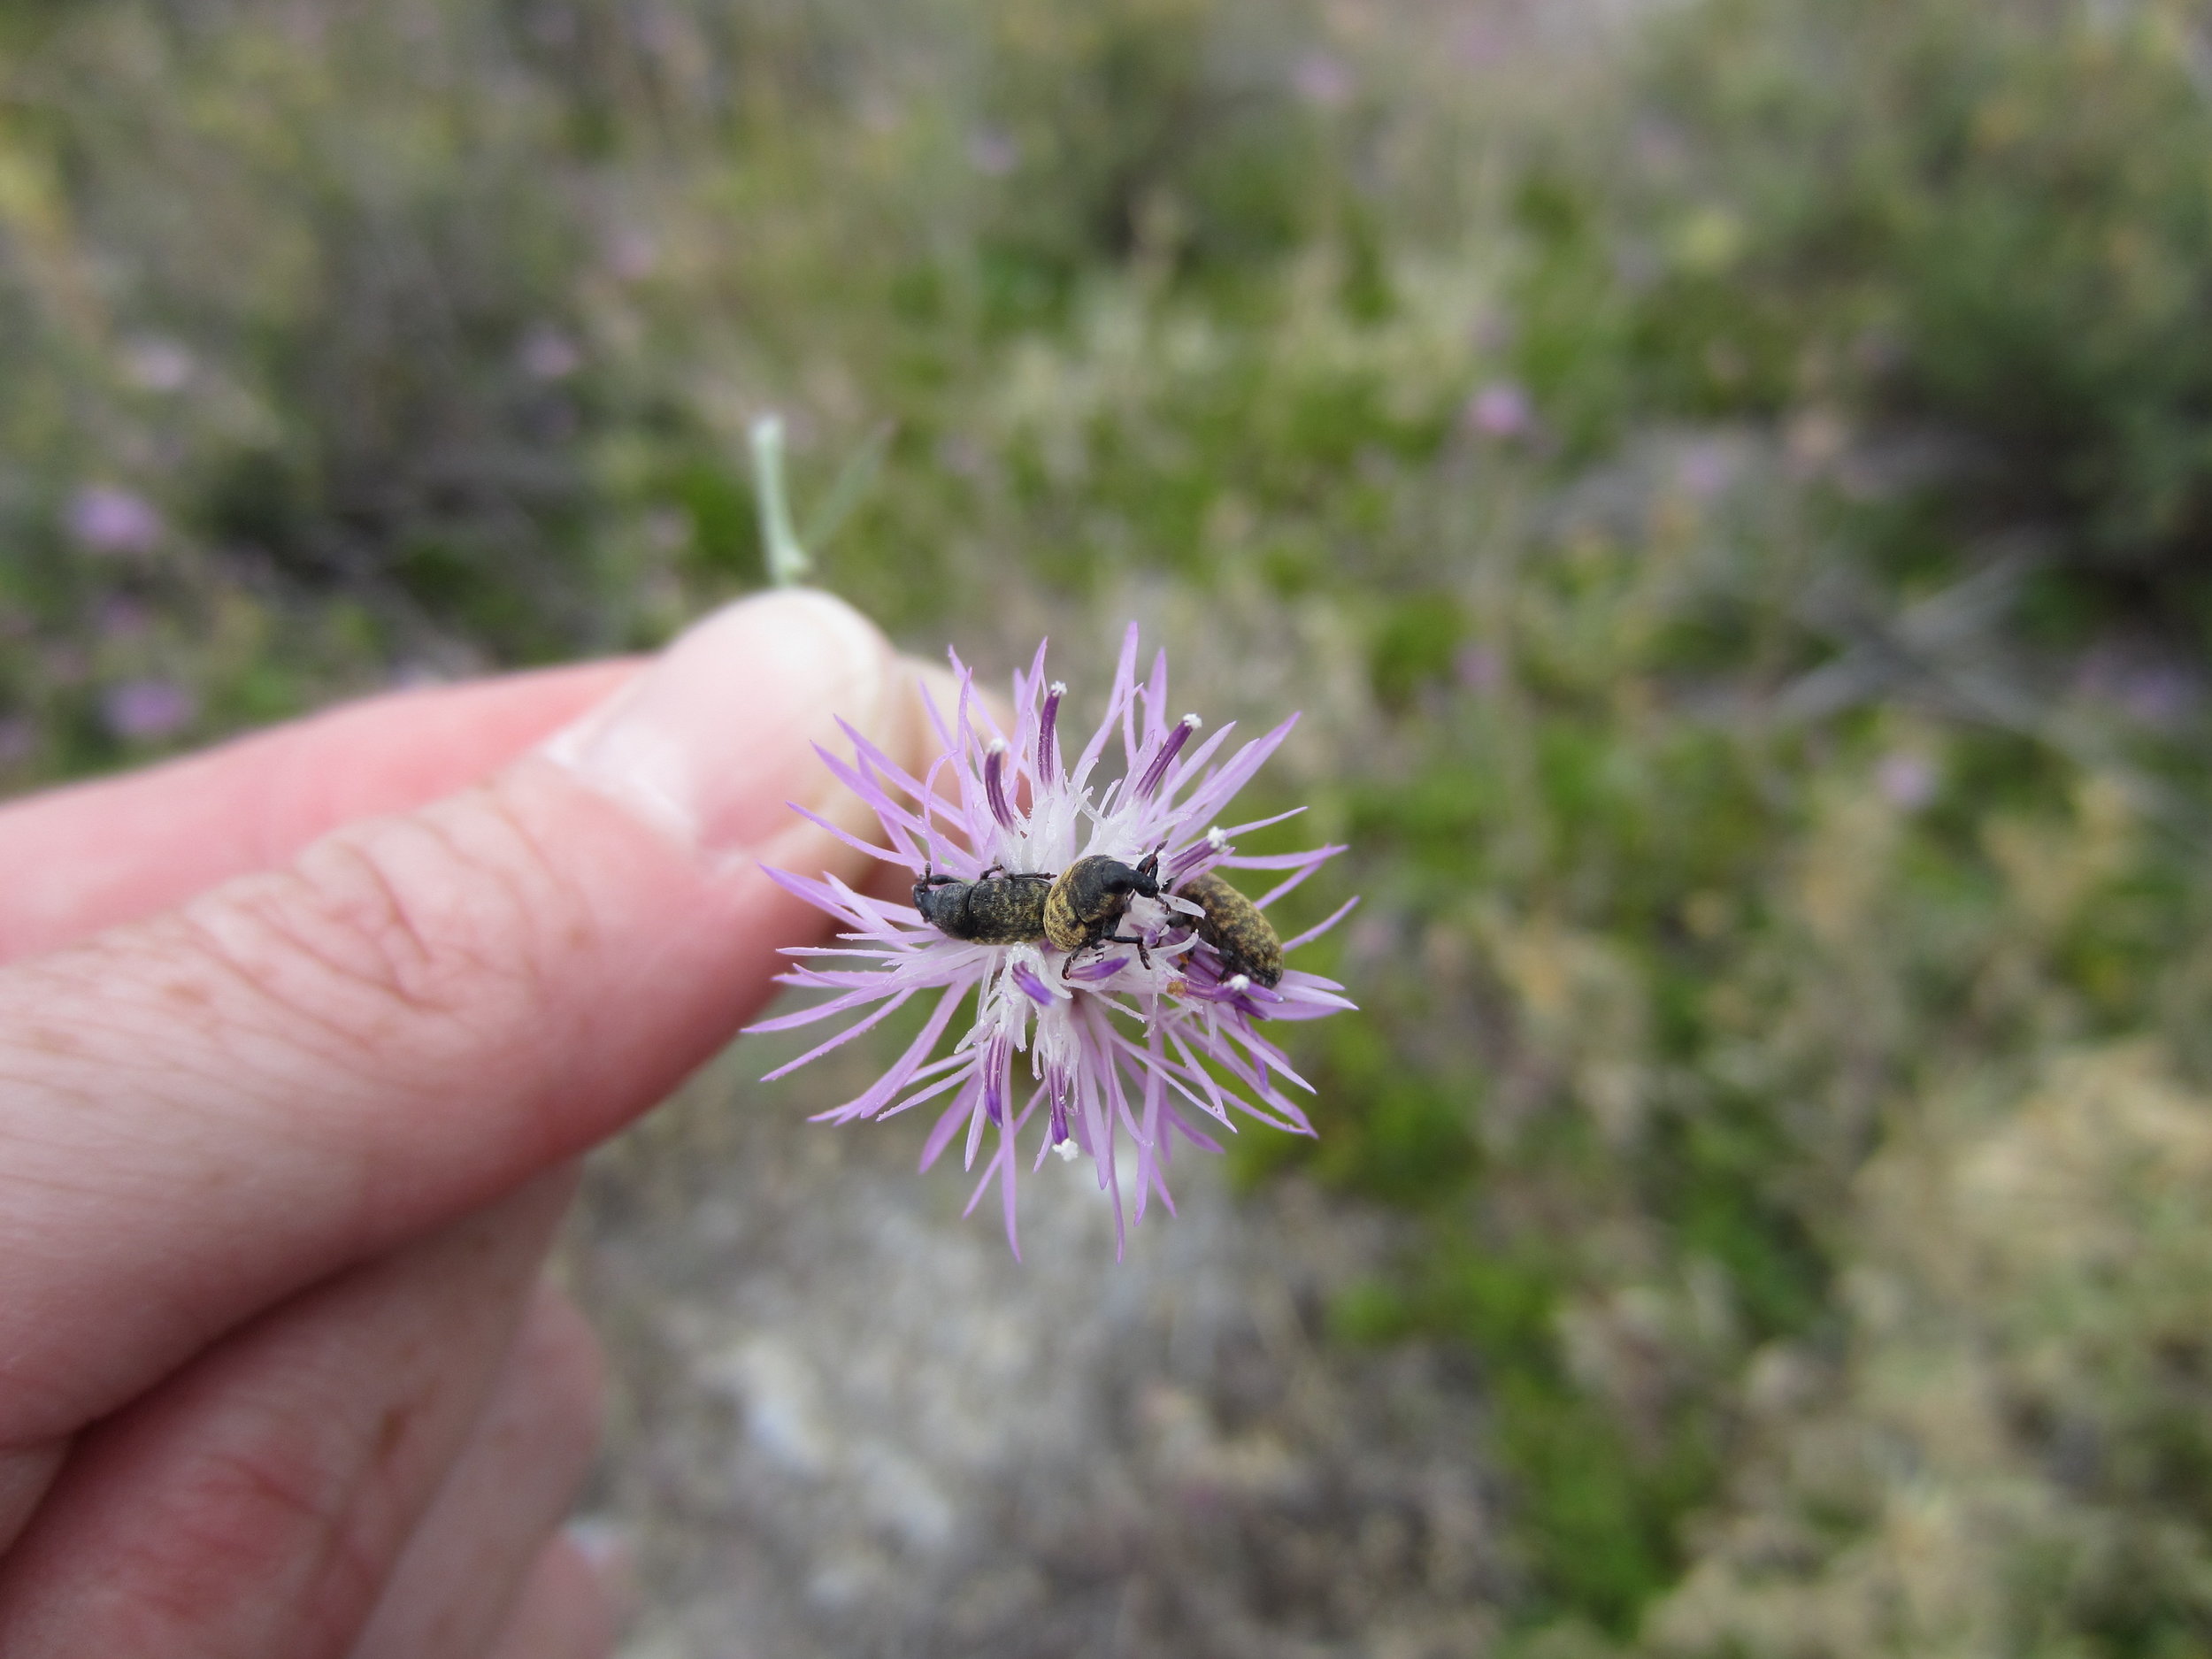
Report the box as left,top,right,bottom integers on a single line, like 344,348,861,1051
1455,643,1502,693
97,595,152,641
120,337,194,394
965,127,1018,177
1676,438,1739,503
1876,751,1938,811
1455,20,1509,67
752,626,1356,1256
102,678,196,741
606,229,659,282
1290,51,1354,109
2078,641,2203,730
67,486,164,557
1468,380,1532,441
519,326,582,381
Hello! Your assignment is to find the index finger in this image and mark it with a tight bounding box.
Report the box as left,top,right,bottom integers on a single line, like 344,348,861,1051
0,660,638,963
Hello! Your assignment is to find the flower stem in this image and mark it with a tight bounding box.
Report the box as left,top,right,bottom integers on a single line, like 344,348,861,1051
749,414,812,587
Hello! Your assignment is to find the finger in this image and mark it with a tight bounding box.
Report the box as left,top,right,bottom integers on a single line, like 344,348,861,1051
0,1441,65,1556
0,1173,572,1659
0,661,637,963
0,663,633,1558
348,1284,606,1659
482,1533,622,1659
0,589,936,1449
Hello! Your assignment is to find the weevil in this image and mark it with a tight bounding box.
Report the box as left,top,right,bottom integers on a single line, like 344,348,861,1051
1042,850,1164,975
911,864,1054,944
915,849,1169,979
1175,868,1282,988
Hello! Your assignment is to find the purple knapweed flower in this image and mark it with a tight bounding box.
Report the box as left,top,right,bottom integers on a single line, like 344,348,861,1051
964,127,1019,178
1467,380,1532,441
102,678,196,741
750,626,1356,1257
1290,51,1355,110
518,326,582,381
1875,750,1938,811
120,337,194,394
67,486,164,557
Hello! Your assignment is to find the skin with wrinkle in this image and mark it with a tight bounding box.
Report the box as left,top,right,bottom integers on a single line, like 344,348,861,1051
0,592,942,1655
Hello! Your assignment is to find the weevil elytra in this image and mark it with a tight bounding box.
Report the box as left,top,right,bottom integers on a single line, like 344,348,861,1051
911,864,1054,944
1175,868,1282,988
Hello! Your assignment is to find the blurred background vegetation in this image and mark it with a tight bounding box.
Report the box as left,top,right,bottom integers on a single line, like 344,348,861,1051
11,0,2212,1651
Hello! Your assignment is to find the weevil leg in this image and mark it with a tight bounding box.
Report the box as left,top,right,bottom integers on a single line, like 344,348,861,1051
1059,943,1113,981
1102,930,1154,971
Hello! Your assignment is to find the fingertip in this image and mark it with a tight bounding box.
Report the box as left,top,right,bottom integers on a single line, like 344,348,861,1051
539,588,898,859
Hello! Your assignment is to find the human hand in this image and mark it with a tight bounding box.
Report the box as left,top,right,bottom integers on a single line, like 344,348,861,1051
0,592,937,1657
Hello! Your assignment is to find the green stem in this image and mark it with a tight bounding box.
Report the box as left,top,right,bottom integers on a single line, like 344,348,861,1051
749,415,812,586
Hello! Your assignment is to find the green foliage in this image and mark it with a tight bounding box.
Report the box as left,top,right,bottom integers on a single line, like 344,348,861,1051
973,0,1329,312
1522,0,2212,618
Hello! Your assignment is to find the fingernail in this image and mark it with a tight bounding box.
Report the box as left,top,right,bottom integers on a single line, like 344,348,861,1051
539,590,891,858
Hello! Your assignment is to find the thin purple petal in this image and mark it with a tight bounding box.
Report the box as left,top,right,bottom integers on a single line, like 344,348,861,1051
983,741,1018,829
1134,713,1202,802
1278,895,1361,952
1037,680,1065,783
